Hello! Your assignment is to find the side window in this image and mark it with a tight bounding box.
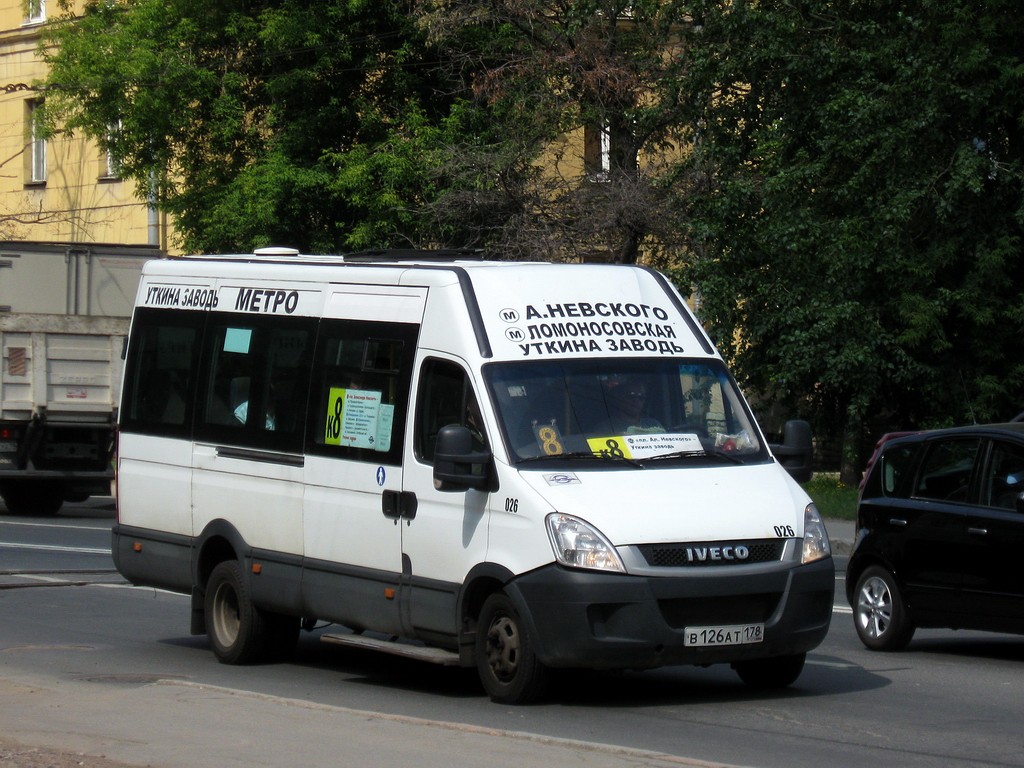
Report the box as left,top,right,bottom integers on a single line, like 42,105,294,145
415,358,486,463
195,314,315,452
913,438,980,503
306,320,418,466
982,440,1024,510
120,308,201,436
878,444,917,498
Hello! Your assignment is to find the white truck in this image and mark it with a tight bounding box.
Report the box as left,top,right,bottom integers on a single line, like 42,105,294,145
0,242,159,515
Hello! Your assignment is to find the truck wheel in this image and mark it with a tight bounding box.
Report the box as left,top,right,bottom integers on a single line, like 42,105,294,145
0,482,64,516
475,592,548,704
204,560,269,664
853,565,915,651
734,652,806,688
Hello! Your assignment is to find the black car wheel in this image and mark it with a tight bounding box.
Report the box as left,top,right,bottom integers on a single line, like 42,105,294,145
853,565,915,651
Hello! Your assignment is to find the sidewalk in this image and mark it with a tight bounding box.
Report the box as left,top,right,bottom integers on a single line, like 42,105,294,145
0,672,737,768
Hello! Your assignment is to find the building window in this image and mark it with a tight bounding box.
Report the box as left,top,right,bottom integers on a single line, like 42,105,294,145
584,123,611,181
101,121,122,180
26,0,45,23
26,100,46,184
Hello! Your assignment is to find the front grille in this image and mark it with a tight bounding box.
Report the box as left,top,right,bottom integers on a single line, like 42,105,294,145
636,538,785,568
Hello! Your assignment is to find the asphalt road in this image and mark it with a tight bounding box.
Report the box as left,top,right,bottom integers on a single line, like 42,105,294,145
1,502,1022,768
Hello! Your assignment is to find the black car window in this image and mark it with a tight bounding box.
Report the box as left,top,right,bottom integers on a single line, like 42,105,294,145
879,444,917,498
913,438,980,503
982,440,1024,510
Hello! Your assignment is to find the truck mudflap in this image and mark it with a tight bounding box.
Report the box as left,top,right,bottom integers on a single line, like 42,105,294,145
504,557,834,670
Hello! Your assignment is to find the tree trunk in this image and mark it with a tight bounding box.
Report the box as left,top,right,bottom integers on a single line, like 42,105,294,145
839,401,866,488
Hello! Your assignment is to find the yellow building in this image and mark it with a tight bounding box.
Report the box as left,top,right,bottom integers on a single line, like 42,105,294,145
0,0,168,251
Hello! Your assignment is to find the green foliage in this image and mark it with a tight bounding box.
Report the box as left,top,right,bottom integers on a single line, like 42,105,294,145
38,0,1024,471
41,0,467,253
412,0,698,261
675,0,1024,473
803,474,858,521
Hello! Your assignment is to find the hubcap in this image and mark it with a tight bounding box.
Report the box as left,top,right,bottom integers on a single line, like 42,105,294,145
212,582,241,647
857,575,893,640
485,615,520,681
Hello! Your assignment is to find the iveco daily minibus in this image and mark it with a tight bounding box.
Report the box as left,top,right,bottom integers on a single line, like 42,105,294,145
112,249,833,703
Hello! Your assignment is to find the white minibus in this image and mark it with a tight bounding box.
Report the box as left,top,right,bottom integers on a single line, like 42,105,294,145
113,249,833,703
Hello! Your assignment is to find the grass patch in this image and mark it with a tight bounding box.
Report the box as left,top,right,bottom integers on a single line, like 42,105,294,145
803,472,858,520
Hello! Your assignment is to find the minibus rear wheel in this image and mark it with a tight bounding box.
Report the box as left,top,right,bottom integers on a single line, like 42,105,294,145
475,592,548,704
205,560,269,664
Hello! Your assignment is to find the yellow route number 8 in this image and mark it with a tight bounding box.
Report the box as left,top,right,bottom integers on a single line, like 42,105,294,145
533,423,564,455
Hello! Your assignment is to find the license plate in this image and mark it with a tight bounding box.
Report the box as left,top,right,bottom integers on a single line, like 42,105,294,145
684,623,764,647
0,441,15,453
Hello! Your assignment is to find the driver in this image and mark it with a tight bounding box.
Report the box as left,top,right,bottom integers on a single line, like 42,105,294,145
606,377,664,435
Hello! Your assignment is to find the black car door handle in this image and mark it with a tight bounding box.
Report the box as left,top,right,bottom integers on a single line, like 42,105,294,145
967,527,989,536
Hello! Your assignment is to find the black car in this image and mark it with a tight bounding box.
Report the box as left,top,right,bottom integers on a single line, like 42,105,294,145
847,423,1024,650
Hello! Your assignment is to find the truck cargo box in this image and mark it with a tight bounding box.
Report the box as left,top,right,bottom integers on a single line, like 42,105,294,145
0,242,160,515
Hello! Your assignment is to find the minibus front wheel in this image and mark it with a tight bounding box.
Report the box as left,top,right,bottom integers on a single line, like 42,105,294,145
476,592,548,704
205,560,268,664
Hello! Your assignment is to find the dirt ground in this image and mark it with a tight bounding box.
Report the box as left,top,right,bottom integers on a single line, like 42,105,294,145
0,738,138,768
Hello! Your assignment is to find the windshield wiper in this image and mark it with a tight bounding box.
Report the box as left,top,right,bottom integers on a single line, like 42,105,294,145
517,451,644,468
647,448,744,464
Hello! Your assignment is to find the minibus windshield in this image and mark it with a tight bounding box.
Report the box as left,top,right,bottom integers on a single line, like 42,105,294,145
483,358,767,465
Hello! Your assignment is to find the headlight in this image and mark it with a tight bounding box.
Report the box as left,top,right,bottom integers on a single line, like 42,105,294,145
801,502,831,564
546,513,625,573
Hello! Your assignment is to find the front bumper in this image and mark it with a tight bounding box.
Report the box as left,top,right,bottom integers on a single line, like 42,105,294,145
506,557,834,669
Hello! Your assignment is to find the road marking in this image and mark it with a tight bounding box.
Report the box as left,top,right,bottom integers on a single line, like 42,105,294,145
0,520,109,532
807,659,858,669
0,541,110,555
10,573,85,584
91,583,188,596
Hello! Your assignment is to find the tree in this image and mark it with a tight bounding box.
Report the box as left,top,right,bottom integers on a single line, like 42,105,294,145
412,0,698,263
40,0,464,254
675,0,1024,481
40,0,1024,477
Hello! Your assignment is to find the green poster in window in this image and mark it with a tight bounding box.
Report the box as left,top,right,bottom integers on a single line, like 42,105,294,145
325,387,346,445
325,387,385,449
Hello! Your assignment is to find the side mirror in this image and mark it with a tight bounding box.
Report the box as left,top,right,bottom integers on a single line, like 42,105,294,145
433,424,493,492
771,419,814,484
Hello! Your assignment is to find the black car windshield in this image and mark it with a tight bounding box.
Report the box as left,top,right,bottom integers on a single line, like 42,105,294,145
483,358,767,466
